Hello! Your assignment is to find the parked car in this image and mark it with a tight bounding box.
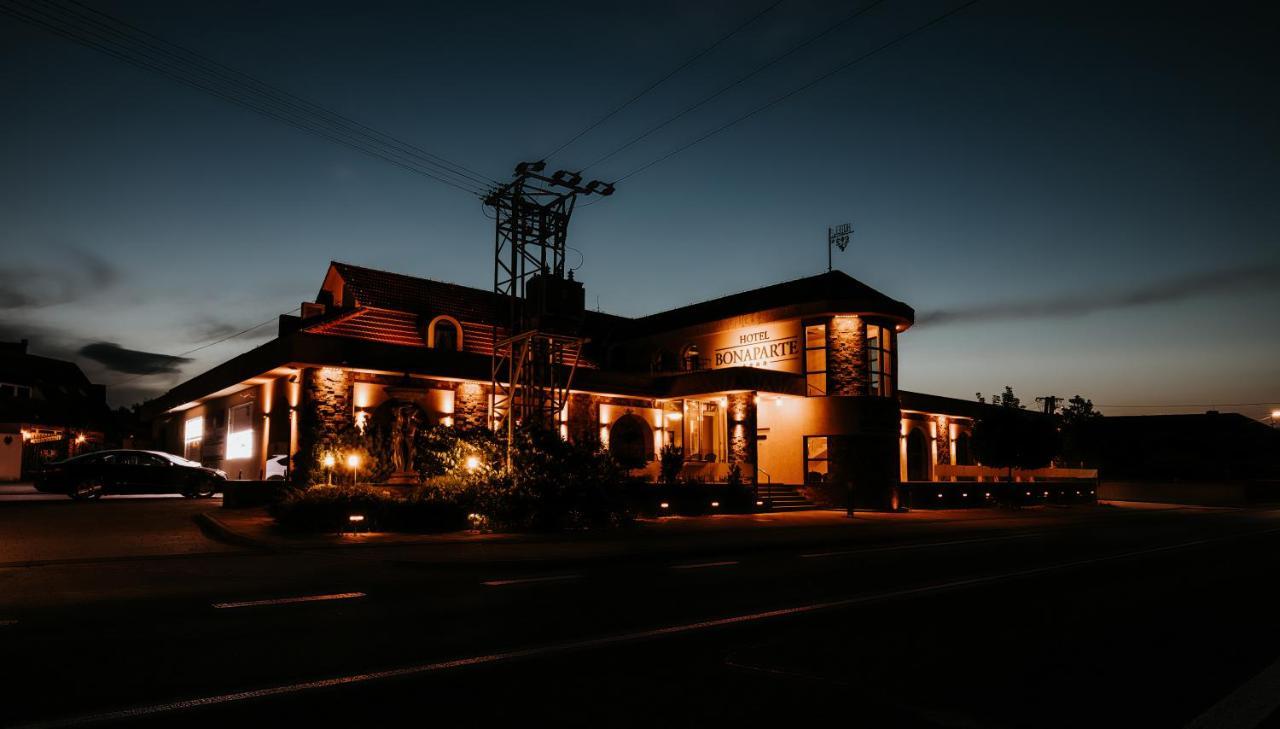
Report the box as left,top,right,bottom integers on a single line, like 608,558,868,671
35,449,227,500
264,454,290,481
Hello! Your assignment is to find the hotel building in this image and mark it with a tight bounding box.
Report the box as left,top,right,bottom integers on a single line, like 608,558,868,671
146,262,1087,509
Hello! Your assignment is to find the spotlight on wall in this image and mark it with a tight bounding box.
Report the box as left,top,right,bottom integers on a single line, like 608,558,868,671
464,455,481,472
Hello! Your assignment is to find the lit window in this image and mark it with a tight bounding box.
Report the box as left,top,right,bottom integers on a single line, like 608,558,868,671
225,404,254,460
865,324,895,397
804,436,830,484
184,416,204,462
803,322,827,396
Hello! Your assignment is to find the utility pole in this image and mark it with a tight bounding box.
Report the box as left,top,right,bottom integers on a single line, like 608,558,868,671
483,161,615,461
1036,395,1061,415
828,223,851,272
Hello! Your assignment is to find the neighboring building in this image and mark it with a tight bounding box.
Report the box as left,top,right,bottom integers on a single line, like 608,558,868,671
1093,412,1280,482
143,262,1088,508
0,340,112,480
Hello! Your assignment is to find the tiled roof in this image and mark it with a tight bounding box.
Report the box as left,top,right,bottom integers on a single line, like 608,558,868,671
626,270,914,336
329,261,503,323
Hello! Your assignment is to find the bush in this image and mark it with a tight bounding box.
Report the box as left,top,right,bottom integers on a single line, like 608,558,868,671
270,483,470,533
659,444,684,485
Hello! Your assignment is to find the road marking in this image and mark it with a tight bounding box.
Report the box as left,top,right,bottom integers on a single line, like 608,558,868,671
1184,652,1280,729
800,532,1042,558
16,527,1280,729
671,560,739,570
211,592,365,609
482,574,581,587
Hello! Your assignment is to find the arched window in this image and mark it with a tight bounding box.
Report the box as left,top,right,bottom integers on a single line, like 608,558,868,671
426,316,463,352
955,431,973,466
906,428,929,481
680,344,701,372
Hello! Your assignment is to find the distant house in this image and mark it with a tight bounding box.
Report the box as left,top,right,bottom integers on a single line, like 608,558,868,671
0,340,112,480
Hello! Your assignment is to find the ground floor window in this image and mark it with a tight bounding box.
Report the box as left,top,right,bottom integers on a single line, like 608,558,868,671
225,404,254,460
684,399,726,463
184,416,203,462
804,435,830,484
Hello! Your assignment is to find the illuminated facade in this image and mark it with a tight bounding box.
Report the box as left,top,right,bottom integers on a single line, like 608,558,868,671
146,262,1073,509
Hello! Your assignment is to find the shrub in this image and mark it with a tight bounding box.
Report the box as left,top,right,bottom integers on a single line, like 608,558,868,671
659,444,684,484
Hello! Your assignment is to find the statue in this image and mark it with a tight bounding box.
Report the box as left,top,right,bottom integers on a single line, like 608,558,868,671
390,403,420,475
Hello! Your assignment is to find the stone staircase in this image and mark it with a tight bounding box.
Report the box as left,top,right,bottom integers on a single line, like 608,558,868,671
759,483,817,512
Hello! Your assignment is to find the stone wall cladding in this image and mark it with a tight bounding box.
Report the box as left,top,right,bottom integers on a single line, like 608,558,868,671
453,381,489,430
567,392,599,446
827,315,866,397
934,416,951,468
305,367,353,441
727,391,757,482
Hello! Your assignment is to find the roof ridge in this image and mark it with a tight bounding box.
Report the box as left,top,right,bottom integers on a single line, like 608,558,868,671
331,260,495,296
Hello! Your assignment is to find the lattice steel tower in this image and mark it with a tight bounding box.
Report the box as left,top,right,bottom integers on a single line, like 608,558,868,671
484,161,614,453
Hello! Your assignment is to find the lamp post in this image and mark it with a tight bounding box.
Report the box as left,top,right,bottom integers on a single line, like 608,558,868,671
1271,409,1280,428
347,453,361,486
323,453,335,486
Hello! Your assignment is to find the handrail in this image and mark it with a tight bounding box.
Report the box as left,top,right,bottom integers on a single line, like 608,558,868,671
756,467,772,506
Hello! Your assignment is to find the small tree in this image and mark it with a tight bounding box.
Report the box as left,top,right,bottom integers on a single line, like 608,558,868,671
972,408,1058,505
1058,394,1102,467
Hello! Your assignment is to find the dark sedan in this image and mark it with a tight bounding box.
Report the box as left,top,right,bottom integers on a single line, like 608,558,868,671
35,450,227,500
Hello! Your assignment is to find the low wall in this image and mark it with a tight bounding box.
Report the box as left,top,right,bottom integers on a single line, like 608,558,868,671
1098,481,1280,507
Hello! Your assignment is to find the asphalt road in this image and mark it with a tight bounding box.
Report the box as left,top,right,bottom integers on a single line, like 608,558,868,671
3,499,1280,728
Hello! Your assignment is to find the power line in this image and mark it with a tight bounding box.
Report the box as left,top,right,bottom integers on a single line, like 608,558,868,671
108,307,301,387
544,0,785,163
1,0,494,196
611,0,981,184
582,0,889,173
56,0,497,189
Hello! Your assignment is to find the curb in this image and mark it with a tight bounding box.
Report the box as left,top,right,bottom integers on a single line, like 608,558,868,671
193,513,277,552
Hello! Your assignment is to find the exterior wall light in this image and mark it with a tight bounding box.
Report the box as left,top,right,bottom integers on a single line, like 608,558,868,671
464,455,481,472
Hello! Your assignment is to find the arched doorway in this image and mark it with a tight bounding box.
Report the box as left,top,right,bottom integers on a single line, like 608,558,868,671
906,428,929,481
955,432,973,466
609,414,653,469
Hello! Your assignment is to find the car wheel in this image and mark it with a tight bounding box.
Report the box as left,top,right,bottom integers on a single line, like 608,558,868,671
69,478,104,500
191,480,218,499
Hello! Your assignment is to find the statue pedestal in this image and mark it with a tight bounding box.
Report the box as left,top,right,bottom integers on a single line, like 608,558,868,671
387,470,418,485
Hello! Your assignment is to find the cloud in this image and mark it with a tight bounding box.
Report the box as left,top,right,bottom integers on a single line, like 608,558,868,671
78,341,192,375
916,262,1280,326
0,248,118,310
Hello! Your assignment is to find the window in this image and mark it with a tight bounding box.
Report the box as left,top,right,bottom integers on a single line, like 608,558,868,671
683,400,726,463
680,344,702,372
184,416,204,462
803,322,827,396
225,404,254,460
804,436,830,484
865,324,895,397
0,383,32,399
427,316,463,351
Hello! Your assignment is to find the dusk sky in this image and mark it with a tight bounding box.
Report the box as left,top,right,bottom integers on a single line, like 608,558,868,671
2,0,1277,417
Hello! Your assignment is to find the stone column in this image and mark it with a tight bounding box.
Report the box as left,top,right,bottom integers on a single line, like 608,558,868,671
826,315,865,397
726,391,758,483
295,367,353,485
452,381,489,430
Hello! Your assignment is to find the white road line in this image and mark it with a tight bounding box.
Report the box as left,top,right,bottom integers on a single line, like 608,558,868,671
211,592,365,609
800,532,1042,558
1184,652,1280,729
482,574,581,587
671,560,739,570
15,526,1280,729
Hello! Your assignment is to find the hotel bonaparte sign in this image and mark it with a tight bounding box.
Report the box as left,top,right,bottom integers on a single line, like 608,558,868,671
708,321,801,373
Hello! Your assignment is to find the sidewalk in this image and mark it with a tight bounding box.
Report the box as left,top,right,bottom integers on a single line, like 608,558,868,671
198,502,1174,565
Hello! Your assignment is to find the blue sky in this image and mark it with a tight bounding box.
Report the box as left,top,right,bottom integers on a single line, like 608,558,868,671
1,0,1277,417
